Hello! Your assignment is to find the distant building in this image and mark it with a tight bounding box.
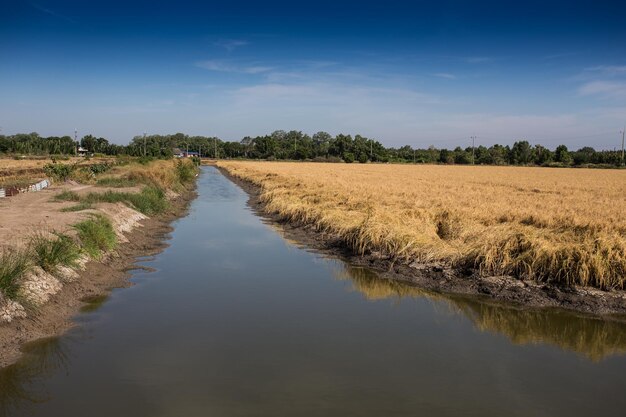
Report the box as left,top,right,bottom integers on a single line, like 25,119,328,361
77,146,90,157
173,148,200,158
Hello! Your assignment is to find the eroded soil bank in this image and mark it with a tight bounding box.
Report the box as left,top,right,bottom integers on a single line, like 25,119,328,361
0,188,196,368
217,165,626,318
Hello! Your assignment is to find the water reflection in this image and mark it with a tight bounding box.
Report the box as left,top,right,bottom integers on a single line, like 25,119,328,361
0,292,110,415
79,294,110,313
336,264,626,361
0,338,70,417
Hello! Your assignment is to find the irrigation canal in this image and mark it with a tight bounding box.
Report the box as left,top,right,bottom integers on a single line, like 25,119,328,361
2,166,626,417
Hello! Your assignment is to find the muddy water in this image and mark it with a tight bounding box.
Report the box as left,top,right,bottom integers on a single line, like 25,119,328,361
2,166,626,417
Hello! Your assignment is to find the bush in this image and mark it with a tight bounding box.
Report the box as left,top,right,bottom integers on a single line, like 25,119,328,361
176,159,197,183
73,215,117,259
138,156,155,165
44,163,75,181
50,154,70,161
85,163,111,175
342,152,355,163
31,233,81,273
0,249,30,300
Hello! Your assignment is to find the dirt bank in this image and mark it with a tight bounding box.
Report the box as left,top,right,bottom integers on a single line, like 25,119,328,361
217,166,626,319
0,187,196,368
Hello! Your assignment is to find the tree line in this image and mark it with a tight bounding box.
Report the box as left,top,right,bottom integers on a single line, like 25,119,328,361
1,131,623,167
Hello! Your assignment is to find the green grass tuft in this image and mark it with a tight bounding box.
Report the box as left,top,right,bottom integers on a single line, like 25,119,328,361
60,202,93,212
30,233,81,273
83,186,168,215
54,190,80,202
95,176,139,188
0,250,30,300
125,187,168,215
73,215,117,259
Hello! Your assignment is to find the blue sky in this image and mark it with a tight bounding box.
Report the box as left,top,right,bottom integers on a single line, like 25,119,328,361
1,0,626,149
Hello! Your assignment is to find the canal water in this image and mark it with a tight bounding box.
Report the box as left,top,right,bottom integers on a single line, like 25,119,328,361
2,166,626,417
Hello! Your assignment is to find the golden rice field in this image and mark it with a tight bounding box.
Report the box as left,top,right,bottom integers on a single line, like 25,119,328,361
218,161,626,290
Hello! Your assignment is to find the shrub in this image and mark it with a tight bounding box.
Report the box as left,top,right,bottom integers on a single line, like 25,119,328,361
73,215,117,259
138,156,155,165
85,163,111,175
175,159,197,183
31,233,81,273
44,163,75,181
342,152,355,163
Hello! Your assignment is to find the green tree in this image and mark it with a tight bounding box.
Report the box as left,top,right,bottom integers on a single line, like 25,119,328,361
555,145,572,165
510,141,534,165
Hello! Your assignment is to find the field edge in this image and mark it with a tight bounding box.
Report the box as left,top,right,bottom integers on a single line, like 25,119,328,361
216,164,626,318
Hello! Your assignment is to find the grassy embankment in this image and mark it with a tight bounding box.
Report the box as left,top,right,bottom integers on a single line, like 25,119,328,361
218,161,626,290
0,158,198,315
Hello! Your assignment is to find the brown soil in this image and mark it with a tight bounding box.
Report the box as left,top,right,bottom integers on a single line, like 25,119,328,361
0,187,196,368
217,166,626,319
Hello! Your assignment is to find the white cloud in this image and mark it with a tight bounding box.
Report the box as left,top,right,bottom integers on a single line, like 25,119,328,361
30,2,75,23
196,60,273,74
466,56,492,64
584,65,626,76
213,39,249,51
578,81,626,99
433,73,457,79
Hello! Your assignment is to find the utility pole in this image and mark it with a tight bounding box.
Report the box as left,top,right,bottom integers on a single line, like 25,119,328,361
74,129,78,155
413,148,416,163
470,135,477,165
143,132,146,157
370,140,373,158
214,137,217,159
199,143,202,159
622,126,626,165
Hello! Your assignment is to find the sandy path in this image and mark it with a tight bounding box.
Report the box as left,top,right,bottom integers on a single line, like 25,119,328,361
0,184,93,250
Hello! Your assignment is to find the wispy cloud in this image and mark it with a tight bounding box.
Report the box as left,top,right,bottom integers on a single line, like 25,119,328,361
433,73,457,80
466,56,492,64
578,81,626,99
214,39,249,51
30,3,75,23
574,64,626,99
196,60,273,74
584,65,626,76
